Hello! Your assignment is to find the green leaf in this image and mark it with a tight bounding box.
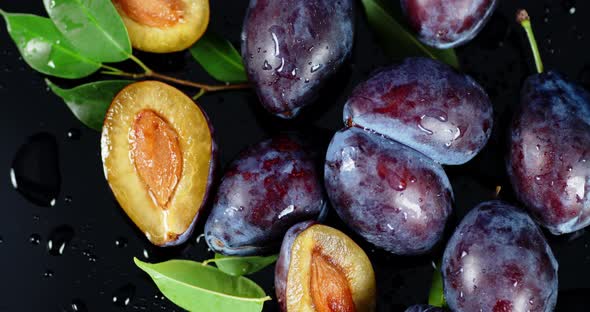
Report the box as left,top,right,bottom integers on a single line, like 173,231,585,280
46,79,132,130
43,0,131,63
428,262,446,307
134,258,270,312
203,254,278,277
1,12,101,78
360,0,460,68
189,32,248,83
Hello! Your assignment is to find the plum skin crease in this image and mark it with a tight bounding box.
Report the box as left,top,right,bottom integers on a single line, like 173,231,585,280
507,71,590,235
442,201,558,312
325,127,453,255
400,0,498,49
204,135,327,256
344,57,493,166
241,0,354,118
404,305,444,312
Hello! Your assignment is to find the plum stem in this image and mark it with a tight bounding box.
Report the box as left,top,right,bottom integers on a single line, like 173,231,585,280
428,261,447,308
129,54,152,74
517,9,544,74
100,67,251,94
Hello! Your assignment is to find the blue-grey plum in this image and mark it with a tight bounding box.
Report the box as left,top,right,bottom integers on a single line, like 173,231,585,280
324,127,453,255
442,201,558,312
508,71,590,234
242,0,354,118
344,58,493,165
205,135,327,256
400,0,498,48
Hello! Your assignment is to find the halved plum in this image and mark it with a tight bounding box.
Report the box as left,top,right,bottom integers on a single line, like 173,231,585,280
112,0,209,53
275,221,376,312
101,81,215,246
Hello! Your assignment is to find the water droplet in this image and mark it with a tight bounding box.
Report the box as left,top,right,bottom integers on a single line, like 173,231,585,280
115,237,128,248
47,225,74,256
68,299,87,312
310,64,322,73
569,7,576,14
461,251,468,258
64,196,72,203
534,175,543,183
30,233,41,245
395,181,407,191
567,166,573,172
112,284,136,307
0,236,4,243
66,128,80,140
262,60,272,70
142,249,150,259
291,67,297,77
11,133,61,207
43,269,54,278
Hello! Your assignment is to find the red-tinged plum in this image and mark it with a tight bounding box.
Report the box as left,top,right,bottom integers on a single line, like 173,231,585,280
404,305,444,312
400,0,498,48
344,58,493,165
204,135,327,256
241,0,354,118
508,71,590,234
442,201,558,312
275,221,376,312
324,128,453,255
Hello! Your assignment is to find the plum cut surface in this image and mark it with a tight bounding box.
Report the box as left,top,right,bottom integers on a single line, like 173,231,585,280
442,201,558,312
344,58,493,165
101,81,214,246
241,0,354,118
508,71,590,235
205,135,327,256
113,0,209,53
324,127,453,255
400,0,498,48
275,222,376,312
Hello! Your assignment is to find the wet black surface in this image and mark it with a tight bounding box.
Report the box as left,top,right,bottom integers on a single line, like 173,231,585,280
1,0,589,311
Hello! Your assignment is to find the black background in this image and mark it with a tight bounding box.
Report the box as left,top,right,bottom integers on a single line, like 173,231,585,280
1,0,590,311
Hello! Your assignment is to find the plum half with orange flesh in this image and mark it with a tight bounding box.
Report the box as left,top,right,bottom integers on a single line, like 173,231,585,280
276,222,376,312
101,81,215,246
112,0,209,53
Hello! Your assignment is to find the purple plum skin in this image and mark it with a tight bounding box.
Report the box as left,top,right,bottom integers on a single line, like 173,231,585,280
204,136,327,256
275,221,316,312
344,58,493,165
241,0,354,118
508,71,590,235
400,0,498,48
442,201,558,312
404,305,444,312
324,127,453,255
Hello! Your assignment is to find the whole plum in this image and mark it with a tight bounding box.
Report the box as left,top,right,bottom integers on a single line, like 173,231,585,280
344,57,493,165
400,0,498,48
324,127,453,255
442,201,558,312
242,0,354,118
507,71,590,234
205,135,327,256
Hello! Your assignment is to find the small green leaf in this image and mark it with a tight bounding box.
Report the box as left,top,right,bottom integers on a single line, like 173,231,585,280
46,79,132,130
190,32,248,83
360,0,459,68
428,262,446,307
43,0,131,63
203,254,278,277
1,12,101,78
134,258,270,312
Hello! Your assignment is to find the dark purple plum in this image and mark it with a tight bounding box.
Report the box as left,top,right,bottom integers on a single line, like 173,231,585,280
324,127,453,255
404,305,444,312
442,201,558,312
241,0,354,118
508,71,590,234
204,135,327,256
344,58,493,165
275,221,376,312
400,0,498,48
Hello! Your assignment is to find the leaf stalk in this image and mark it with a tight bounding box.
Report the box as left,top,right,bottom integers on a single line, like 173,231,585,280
517,9,544,74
